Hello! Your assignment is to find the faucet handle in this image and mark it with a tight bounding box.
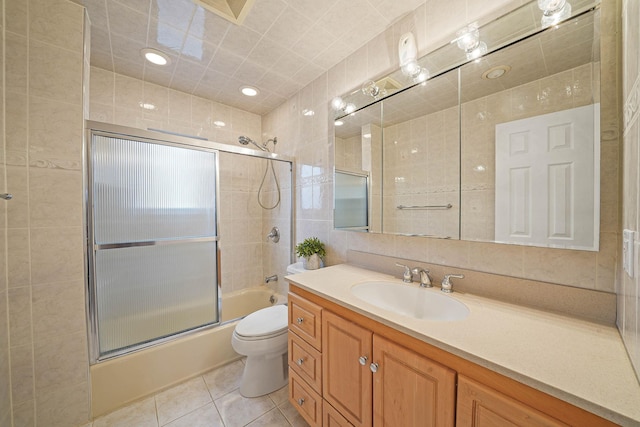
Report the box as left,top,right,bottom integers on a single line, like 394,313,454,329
395,263,413,283
441,274,464,293
412,268,432,288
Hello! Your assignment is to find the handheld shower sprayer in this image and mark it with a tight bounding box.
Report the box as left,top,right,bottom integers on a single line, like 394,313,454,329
236,135,282,210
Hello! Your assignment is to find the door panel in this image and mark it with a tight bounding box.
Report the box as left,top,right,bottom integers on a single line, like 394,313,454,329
322,311,373,427
373,335,455,427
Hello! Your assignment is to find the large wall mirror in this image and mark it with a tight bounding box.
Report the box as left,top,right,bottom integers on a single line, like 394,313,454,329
334,3,601,251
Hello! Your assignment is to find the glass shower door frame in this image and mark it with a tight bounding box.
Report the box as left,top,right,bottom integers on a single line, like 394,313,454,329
85,126,222,363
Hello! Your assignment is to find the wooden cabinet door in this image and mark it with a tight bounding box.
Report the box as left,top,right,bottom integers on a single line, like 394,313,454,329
372,335,456,427
457,376,569,427
324,401,355,427
323,311,373,427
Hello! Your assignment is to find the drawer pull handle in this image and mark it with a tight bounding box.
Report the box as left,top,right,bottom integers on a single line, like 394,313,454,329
358,356,368,366
296,358,305,366
370,362,379,373
297,398,305,406
296,317,304,324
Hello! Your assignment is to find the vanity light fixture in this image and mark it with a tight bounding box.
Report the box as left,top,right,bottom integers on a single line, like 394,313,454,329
331,96,356,115
453,24,487,61
240,86,259,96
361,80,386,99
141,48,170,66
538,0,572,26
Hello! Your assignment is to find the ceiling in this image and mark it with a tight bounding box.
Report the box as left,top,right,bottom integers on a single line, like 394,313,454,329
73,0,426,115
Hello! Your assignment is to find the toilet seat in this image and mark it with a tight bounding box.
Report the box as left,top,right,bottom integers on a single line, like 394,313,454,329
234,305,288,340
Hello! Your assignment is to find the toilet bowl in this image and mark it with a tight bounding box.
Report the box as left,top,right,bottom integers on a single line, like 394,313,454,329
231,304,289,397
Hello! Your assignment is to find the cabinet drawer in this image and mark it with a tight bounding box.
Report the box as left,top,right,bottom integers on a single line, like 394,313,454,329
288,292,322,350
289,369,322,427
324,401,355,427
289,331,322,393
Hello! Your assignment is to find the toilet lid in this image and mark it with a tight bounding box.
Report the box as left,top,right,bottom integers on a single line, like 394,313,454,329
235,305,288,338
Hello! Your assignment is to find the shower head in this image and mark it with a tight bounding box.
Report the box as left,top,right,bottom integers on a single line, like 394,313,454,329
238,135,267,151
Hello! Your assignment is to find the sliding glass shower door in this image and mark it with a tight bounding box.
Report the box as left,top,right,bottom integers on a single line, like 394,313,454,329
88,132,220,361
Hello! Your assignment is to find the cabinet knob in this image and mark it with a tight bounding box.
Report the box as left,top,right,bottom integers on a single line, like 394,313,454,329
358,356,368,366
370,362,379,373
296,358,305,366
297,398,305,406
296,317,304,324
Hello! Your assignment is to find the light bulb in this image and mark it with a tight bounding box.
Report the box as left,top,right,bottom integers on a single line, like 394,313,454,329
331,96,346,111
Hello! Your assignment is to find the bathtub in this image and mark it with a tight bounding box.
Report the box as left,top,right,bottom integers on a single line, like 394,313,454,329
90,285,284,418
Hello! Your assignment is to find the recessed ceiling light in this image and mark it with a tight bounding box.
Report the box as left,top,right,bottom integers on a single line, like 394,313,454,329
302,109,315,116
141,48,170,66
241,86,259,97
334,120,344,126
213,120,226,127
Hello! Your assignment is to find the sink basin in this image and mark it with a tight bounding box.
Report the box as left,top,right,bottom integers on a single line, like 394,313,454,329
350,281,470,321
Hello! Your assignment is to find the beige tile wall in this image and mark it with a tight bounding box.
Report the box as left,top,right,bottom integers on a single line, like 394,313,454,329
621,0,640,379
4,0,90,426
1,1,12,426
263,0,621,294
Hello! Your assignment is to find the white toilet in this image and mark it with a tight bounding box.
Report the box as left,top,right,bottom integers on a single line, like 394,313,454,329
231,304,289,397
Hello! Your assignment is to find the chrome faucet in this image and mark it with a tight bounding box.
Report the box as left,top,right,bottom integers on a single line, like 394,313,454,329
441,274,464,293
395,263,413,283
265,274,278,283
412,267,433,288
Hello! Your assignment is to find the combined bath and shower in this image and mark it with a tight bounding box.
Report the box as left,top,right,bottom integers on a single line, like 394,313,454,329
237,135,281,210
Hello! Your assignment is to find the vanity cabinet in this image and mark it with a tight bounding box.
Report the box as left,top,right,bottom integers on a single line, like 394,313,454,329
289,291,455,427
288,285,619,427
457,376,568,427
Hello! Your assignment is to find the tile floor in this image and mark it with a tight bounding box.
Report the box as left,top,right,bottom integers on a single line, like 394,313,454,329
84,359,309,427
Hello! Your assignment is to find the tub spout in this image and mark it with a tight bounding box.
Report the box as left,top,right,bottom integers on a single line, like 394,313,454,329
265,274,278,283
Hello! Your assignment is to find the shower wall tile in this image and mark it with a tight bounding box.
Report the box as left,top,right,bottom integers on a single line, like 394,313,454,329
90,66,115,106
12,399,35,427
35,381,89,427
34,331,88,394
6,32,28,95
29,40,83,105
6,0,28,36
28,168,83,228
29,0,84,51
5,92,27,153
32,281,86,341
28,96,83,161
7,228,30,287
10,344,34,405
8,287,32,348
30,227,84,286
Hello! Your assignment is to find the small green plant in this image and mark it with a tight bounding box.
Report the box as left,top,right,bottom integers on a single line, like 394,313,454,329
295,237,326,259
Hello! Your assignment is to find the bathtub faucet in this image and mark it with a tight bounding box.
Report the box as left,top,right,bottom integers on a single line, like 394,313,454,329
265,274,278,283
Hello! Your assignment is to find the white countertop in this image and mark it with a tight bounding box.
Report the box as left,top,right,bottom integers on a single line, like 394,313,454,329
285,264,640,426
